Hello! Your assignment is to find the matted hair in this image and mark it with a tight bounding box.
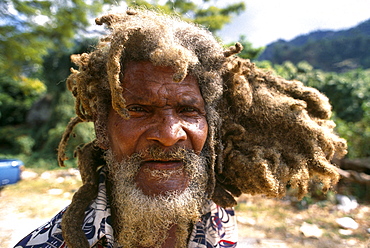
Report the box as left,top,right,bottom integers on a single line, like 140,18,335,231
58,8,347,248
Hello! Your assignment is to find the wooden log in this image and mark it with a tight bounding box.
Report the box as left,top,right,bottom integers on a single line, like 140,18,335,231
333,157,370,172
337,168,370,185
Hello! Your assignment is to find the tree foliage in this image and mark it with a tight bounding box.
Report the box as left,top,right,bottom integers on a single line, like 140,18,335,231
0,0,123,78
0,72,46,126
126,0,245,33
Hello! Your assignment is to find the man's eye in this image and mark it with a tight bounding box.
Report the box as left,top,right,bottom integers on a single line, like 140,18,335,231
179,106,199,115
181,107,196,112
127,106,148,117
127,106,146,112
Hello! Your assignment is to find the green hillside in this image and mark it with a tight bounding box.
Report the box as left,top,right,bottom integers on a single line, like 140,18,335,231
258,19,370,72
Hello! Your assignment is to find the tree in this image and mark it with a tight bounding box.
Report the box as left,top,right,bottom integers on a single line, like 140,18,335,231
126,0,245,33
0,73,46,126
0,0,124,78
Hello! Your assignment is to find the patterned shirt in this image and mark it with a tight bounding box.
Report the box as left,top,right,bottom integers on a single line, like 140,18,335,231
15,169,238,248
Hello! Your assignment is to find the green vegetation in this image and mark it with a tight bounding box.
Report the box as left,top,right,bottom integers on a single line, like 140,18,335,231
126,0,245,33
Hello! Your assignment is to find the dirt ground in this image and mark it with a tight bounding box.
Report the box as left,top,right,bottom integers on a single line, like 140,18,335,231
1,169,369,248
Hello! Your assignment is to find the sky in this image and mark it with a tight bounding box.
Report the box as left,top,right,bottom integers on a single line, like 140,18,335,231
219,0,370,47
29,0,370,48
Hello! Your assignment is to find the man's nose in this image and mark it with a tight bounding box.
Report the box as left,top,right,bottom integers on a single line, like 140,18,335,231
146,113,187,147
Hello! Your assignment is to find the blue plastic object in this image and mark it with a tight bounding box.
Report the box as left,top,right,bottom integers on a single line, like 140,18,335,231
0,159,24,186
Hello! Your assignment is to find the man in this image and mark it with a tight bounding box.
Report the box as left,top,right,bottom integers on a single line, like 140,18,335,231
15,8,347,248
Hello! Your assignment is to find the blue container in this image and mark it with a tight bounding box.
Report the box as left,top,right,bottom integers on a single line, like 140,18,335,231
0,159,24,186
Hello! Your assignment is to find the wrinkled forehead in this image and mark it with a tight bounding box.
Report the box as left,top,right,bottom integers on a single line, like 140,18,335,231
120,60,198,84
120,61,204,104
117,39,198,84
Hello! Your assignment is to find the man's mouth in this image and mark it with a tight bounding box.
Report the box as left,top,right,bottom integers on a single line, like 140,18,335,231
141,160,184,170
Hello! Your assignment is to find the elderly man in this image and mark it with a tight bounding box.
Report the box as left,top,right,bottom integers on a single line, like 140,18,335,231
15,8,346,248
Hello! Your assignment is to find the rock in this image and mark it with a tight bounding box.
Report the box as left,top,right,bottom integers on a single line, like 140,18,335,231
336,194,358,213
347,239,358,246
47,188,63,195
56,177,65,183
366,228,370,234
68,168,81,177
63,192,72,198
40,171,52,180
237,216,256,226
336,217,359,230
21,170,38,180
338,229,353,235
299,222,323,238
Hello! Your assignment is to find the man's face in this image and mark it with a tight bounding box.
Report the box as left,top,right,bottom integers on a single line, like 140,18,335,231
106,61,208,195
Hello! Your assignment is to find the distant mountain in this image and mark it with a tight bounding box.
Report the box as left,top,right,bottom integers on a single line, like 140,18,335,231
258,19,370,72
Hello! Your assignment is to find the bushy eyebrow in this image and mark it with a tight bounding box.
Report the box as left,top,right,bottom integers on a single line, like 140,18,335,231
123,88,205,109
176,95,205,108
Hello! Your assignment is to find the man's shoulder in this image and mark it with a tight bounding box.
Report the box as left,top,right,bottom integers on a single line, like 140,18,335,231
14,208,67,248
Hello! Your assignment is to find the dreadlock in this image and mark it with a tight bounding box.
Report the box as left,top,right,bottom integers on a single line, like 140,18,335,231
58,8,347,248
215,58,347,206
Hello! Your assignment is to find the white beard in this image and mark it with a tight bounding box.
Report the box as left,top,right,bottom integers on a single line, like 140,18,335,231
105,148,209,247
